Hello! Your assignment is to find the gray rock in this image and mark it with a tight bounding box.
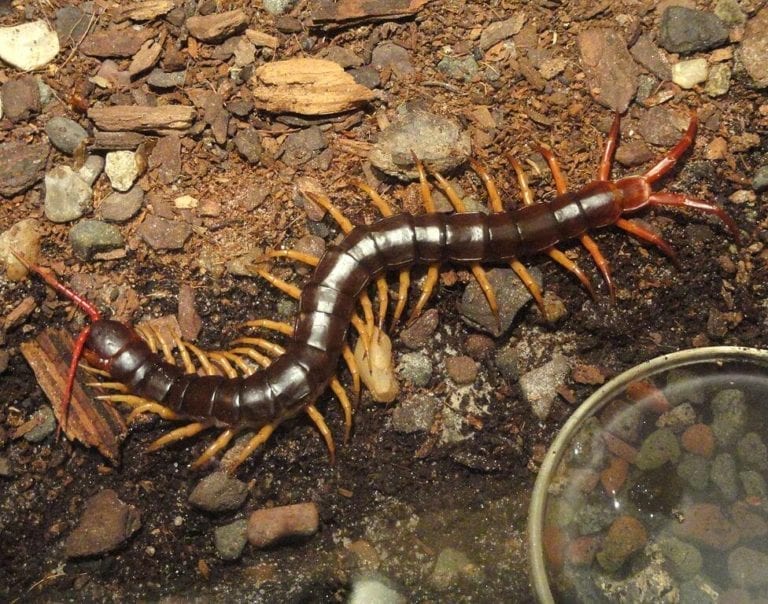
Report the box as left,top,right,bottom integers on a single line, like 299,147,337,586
214,519,248,561
658,536,702,580
736,432,768,470
69,220,124,260
714,0,746,26
391,394,438,433
519,353,570,420
100,187,144,223
711,388,747,447
739,470,767,500
728,546,768,588
705,63,731,97
399,308,439,349
396,352,433,388
437,55,479,81
0,142,49,198
370,105,470,180
635,428,681,471
677,453,710,490
234,127,264,164
77,156,104,188
711,453,739,500
45,116,88,155
281,126,327,166
262,0,296,16
55,5,90,45
494,346,521,382
147,68,187,89
23,405,56,442
188,471,248,512
658,7,729,54
458,267,542,336
430,548,480,590
752,165,768,192
44,165,93,223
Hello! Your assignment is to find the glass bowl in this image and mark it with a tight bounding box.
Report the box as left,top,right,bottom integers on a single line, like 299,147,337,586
528,346,768,603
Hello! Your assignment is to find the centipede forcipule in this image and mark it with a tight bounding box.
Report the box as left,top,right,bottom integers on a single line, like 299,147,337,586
21,111,739,472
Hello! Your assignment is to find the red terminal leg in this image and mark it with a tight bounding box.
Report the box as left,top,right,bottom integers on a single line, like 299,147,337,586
648,192,740,244
14,252,102,435
598,113,621,181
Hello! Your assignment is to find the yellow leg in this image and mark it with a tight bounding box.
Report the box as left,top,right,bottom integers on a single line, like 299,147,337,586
190,428,237,470
509,259,547,315
149,323,176,364
391,269,410,331
146,422,212,452
127,402,181,423
225,423,276,473
214,350,253,376
242,318,294,336
207,351,238,378
86,381,127,392
341,345,361,401
329,377,353,443
469,158,504,212
97,393,156,408
183,342,218,376
268,249,319,267
375,277,388,332
409,265,439,322
229,346,272,369
136,324,158,352
305,404,335,464
233,337,284,357
303,191,354,234
256,268,302,299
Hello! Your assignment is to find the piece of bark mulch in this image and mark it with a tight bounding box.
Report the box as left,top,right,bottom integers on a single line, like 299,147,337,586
20,329,126,463
311,0,429,27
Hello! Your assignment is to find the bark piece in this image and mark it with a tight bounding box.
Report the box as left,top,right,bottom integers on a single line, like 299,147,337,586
20,329,126,463
311,0,429,27
251,58,374,115
88,105,196,132
114,0,176,22
186,10,248,42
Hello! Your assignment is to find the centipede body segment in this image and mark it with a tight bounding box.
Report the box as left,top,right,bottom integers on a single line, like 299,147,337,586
23,111,739,472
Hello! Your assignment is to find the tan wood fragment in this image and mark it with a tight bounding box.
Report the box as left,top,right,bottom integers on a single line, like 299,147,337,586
21,329,126,463
114,0,175,22
251,58,374,115
88,105,197,132
311,0,430,26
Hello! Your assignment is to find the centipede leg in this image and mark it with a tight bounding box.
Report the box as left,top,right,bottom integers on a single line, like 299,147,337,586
306,404,336,464
391,270,410,331
615,218,680,266
341,345,361,401
127,402,182,423
536,147,611,301
598,113,621,181
329,378,353,442
225,424,275,473
190,428,237,469
146,421,213,452
409,155,441,322
648,192,740,242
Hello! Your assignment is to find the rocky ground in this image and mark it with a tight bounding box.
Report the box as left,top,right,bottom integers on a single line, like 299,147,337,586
0,0,767,602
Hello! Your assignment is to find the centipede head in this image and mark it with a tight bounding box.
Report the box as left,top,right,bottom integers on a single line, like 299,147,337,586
14,253,102,434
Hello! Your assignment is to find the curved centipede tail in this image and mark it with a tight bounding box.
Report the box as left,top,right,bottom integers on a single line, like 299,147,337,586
17,253,103,435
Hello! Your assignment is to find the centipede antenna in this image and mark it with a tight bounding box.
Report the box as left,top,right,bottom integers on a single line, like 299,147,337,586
13,252,101,321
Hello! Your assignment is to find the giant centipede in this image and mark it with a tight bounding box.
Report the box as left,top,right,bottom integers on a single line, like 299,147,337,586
22,111,739,471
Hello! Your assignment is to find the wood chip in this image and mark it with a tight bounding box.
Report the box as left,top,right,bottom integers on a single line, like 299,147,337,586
20,329,126,463
88,105,197,132
251,58,374,115
114,0,176,22
311,0,430,27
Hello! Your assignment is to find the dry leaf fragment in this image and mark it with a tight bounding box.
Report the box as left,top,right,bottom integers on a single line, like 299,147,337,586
251,58,374,115
20,329,126,463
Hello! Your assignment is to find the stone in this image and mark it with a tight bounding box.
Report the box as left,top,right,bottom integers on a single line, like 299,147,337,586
100,188,144,223
479,14,526,50
430,547,481,590
105,150,139,192
69,220,124,260
188,472,248,512
578,28,639,113
65,490,141,558
78,155,105,187
44,166,93,223
391,394,438,433
0,218,41,281
247,502,319,548
519,354,570,420
138,215,191,250
711,453,740,500
214,519,248,561
0,20,60,71
396,352,433,388
672,503,739,550
596,515,647,572
659,7,729,54
45,116,89,155
0,142,48,198
671,58,709,89
635,428,681,470
728,547,768,588
681,424,715,458
1,75,41,122
147,68,187,89
740,7,768,88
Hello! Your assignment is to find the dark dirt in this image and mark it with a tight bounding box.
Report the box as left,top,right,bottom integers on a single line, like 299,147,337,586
1,1,767,602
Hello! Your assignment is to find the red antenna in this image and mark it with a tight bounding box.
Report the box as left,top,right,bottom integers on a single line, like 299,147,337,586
14,253,101,433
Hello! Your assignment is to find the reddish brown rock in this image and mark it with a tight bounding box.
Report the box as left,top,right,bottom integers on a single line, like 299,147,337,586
445,355,478,385
247,502,319,548
600,455,629,496
673,503,740,550
596,515,647,572
681,423,715,458
65,490,141,558
602,431,638,464
566,535,601,567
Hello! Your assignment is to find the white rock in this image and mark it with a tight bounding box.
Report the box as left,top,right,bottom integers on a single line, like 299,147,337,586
672,58,709,89
0,218,41,281
0,20,60,72
105,151,139,192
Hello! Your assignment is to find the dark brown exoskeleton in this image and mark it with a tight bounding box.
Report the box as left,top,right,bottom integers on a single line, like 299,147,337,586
23,111,739,471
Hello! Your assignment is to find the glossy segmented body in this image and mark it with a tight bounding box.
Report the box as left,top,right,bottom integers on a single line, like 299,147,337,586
25,111,739,470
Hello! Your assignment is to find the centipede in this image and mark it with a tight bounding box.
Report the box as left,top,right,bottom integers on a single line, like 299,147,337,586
21,111,739,472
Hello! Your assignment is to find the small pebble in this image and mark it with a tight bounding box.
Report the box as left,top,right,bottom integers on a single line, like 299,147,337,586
396,351,433,388
711,388,747,447
671,58,708,89
445,356,477,385
214,519,248,561
105,151,139,192
100,187,144,223
658,7,729,54
672,502,739,550
430,547,481,590
44,166,93,223
596,515,647,573
728,546,768,588
519,353,570,420
69,220,124,260
391,394,438,433
23,405,56,442
658,536,703,581
736,432,768,470
711,453,740,501
0,20,60,71
138,215,191,250
78,155,105,187
635,428,681,470
681,423,715,458
399,308,439,349
247,502,319,548
188,471,248,512
65,490,141,558
45,116,88,155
